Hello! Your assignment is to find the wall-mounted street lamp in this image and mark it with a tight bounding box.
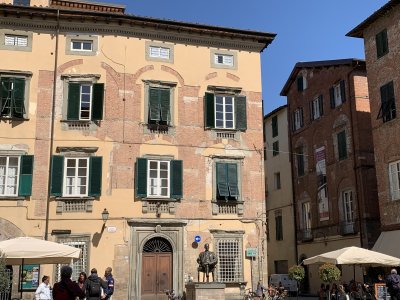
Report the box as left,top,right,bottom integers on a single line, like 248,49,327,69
102,208,109,224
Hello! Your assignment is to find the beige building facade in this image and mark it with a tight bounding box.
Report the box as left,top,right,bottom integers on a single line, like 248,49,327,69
263,105,297,277
347,0,400,259
0,0,275,299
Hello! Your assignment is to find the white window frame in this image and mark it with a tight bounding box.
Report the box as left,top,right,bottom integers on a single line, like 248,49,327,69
79,84,93,121
302,202,311,230
342,190,354,223
71,40,93,52
312,97,322,120
214,54,234,67
147,160,170,198
4,34,28,47
215,95,235,129
294,109,303,130
389,160,400,201
0,156,20,196
333,83,342,107
149,46,170,59
63,157,89,197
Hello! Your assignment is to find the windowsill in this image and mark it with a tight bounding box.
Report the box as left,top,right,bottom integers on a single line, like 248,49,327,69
55,196,95,200
212,200,243,204
60,119,96,123
0,116,29,121
0,196,26,200
142,197,179,202
210,127,239,131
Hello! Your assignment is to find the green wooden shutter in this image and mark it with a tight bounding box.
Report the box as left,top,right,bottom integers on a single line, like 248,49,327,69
319,95,324,115
330,87,335,108
170,160,183,199
297,77,303,91
204,92,215,128
89,156,102,197
227,163,239,199
18,155,34,196
160,88,170,123
50,155,64,196
340,80,346,103
338,131,347,160
91,83,104,121
376,29,388,58
149,88,160,121
309,100,314,121
0,77,10,116
67,83,80,120
12,78,25,118
382,29,388,55
272,116,278,137
216,162,229,198
235,95,247,131
135,158,147,198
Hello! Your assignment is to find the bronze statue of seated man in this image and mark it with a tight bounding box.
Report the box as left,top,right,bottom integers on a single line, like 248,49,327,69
197,243,218,282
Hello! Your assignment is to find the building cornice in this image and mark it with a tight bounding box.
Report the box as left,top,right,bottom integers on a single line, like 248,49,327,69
0,5,276,52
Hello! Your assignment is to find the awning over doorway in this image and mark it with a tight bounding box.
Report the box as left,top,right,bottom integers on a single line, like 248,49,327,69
372,230,400,259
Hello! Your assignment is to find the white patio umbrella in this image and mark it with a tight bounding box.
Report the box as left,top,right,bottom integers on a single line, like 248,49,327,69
302,246,400,266
0,236,81,264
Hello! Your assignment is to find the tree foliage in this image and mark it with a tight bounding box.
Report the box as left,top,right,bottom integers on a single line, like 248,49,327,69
318,263,341,283
0,251,10,292
288,265,305,282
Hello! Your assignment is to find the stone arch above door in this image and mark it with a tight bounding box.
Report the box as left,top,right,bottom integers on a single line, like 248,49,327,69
0,218,24,241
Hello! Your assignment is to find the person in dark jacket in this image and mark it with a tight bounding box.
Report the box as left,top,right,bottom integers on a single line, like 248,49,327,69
53,266,85,300
85,268,108,300
386,269,400,300
103,267,115,300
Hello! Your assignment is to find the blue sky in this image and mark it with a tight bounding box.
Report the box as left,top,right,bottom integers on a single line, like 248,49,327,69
103,0,387,114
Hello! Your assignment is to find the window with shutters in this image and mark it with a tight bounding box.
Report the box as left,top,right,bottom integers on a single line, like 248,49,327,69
0,154,33,198
210,49,237,70
0,30,32,52
296,147,305,177
330,81,346,108
65,35,98,56
145,41,174,63
337,130,347,160
389,160,400,201
293,108,303,131
275,212,283,241
204,91,246,131
297,76,307,91
135,157,182,200
0,74,30,119
50,154,102,199
311,95,323,120
62,78,104,124
272,115,278,137
215,162,240,201
272,141,279,156
378,81,396,122
376,29,389,59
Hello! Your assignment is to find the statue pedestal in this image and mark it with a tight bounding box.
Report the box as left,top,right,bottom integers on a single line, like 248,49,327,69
185,282,226,300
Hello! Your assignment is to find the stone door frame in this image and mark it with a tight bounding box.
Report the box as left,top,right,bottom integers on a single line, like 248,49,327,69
127,219,187,300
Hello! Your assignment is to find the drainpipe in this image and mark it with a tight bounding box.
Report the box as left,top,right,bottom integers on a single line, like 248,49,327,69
44,9,60,241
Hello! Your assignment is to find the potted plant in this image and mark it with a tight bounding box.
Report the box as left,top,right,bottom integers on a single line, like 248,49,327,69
318,263,341,300
289,265,305,300
0,251,10,294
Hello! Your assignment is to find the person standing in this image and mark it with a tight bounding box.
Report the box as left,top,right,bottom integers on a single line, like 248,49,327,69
386,269,400,300
85,268,107,300
103,267,115,300
78,272,87,293
255,280,267,299
53,266,85,300
35,275,52,300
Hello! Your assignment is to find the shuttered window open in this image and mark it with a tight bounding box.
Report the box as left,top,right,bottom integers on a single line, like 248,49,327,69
216,162,239,201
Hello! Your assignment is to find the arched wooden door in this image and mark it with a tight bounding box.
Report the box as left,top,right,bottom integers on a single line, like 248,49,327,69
141,237,173,300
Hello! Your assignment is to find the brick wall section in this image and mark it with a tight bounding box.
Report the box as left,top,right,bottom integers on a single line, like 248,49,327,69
362,6,400,229
287,64,379,246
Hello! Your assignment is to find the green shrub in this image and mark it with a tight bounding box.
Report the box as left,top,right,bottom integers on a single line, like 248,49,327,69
288,265,305,282
0,251,10,292
318,263,341,283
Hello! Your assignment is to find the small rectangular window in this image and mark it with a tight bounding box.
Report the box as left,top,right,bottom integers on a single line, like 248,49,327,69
272,115,278,137
302,202,311,230
389,160,400,201
297,76,307,91
378,81,396,122
216,162,239,201
0,77,26,119
293,108,303,131
5,35,28,47
149,46,170,59
272,141,279,156
13,0,30,5
63,157,89,197
376,29,389,58
148,87,171,126
0,156,20,196
296,147,305,177
311,95,323,120
147,160,170,198
71,40,93,52
342,190,354,223
275,215,283,241
337,130,347,160
215,95,235,129
330,81,346,108
214,54,234,67
274,172,281,190
216,238,243,282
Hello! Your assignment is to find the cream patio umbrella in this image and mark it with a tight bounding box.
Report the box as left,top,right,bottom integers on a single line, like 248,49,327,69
302,246,400,266
0,236,81,264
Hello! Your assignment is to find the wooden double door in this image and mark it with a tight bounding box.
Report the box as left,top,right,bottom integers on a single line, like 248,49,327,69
141,237,173,300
